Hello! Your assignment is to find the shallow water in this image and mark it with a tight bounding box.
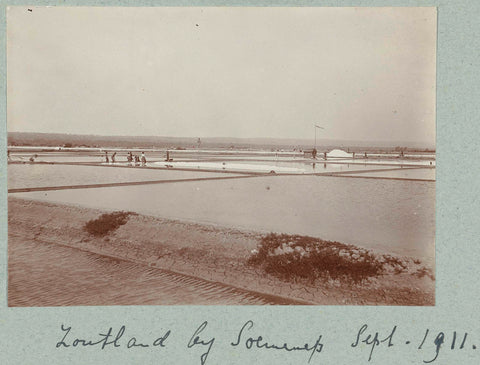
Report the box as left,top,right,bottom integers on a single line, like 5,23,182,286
12,175,435,260
229,161,435,178
154,160,401,174
329,158,435,166
8,164,240,190
340,168,435,180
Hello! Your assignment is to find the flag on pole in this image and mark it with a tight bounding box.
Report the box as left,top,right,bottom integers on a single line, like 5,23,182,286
315,125,324,129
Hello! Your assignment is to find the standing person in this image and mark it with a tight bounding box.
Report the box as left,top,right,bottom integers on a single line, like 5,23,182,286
127,152,133,166
111,152,116,163
105,151,109,163
312,148,317,159
141,152,147,166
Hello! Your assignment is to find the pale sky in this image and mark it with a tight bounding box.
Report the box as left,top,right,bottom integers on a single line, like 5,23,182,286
7,6,436,145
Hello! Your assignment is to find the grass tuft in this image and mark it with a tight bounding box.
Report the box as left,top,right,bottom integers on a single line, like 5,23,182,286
247,233,383,283
83,211,135,237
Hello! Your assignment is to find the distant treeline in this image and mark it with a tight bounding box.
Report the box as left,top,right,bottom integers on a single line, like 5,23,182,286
7,132,435,153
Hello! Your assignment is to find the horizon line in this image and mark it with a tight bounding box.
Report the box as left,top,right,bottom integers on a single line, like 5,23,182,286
7,130,435,146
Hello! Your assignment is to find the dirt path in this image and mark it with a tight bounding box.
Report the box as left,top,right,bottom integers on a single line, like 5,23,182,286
8,237,308,306
7,197,434,306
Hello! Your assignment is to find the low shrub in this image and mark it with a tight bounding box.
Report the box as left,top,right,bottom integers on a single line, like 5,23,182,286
414,267,435,280
83,211,134,237
247,233,384,283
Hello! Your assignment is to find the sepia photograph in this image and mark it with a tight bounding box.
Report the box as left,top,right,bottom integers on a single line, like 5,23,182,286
7,6,436,306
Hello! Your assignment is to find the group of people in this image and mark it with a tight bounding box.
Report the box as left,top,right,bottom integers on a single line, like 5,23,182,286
104,152,117,163
104,151,147,166
126,151,147,166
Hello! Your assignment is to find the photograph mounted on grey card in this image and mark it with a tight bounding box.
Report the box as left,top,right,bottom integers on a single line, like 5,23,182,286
6,6,436,306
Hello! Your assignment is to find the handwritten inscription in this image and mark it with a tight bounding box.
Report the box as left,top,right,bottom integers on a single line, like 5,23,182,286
56,324,170,349
351,324,396,361
350,324,473,363
55,322,476,364
231,320,324,363
187,321,215,365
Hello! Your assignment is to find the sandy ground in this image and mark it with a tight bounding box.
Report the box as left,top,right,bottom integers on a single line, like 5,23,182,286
8,197,434,305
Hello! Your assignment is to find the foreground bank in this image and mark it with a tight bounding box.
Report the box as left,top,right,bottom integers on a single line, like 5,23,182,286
8,197,434,306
